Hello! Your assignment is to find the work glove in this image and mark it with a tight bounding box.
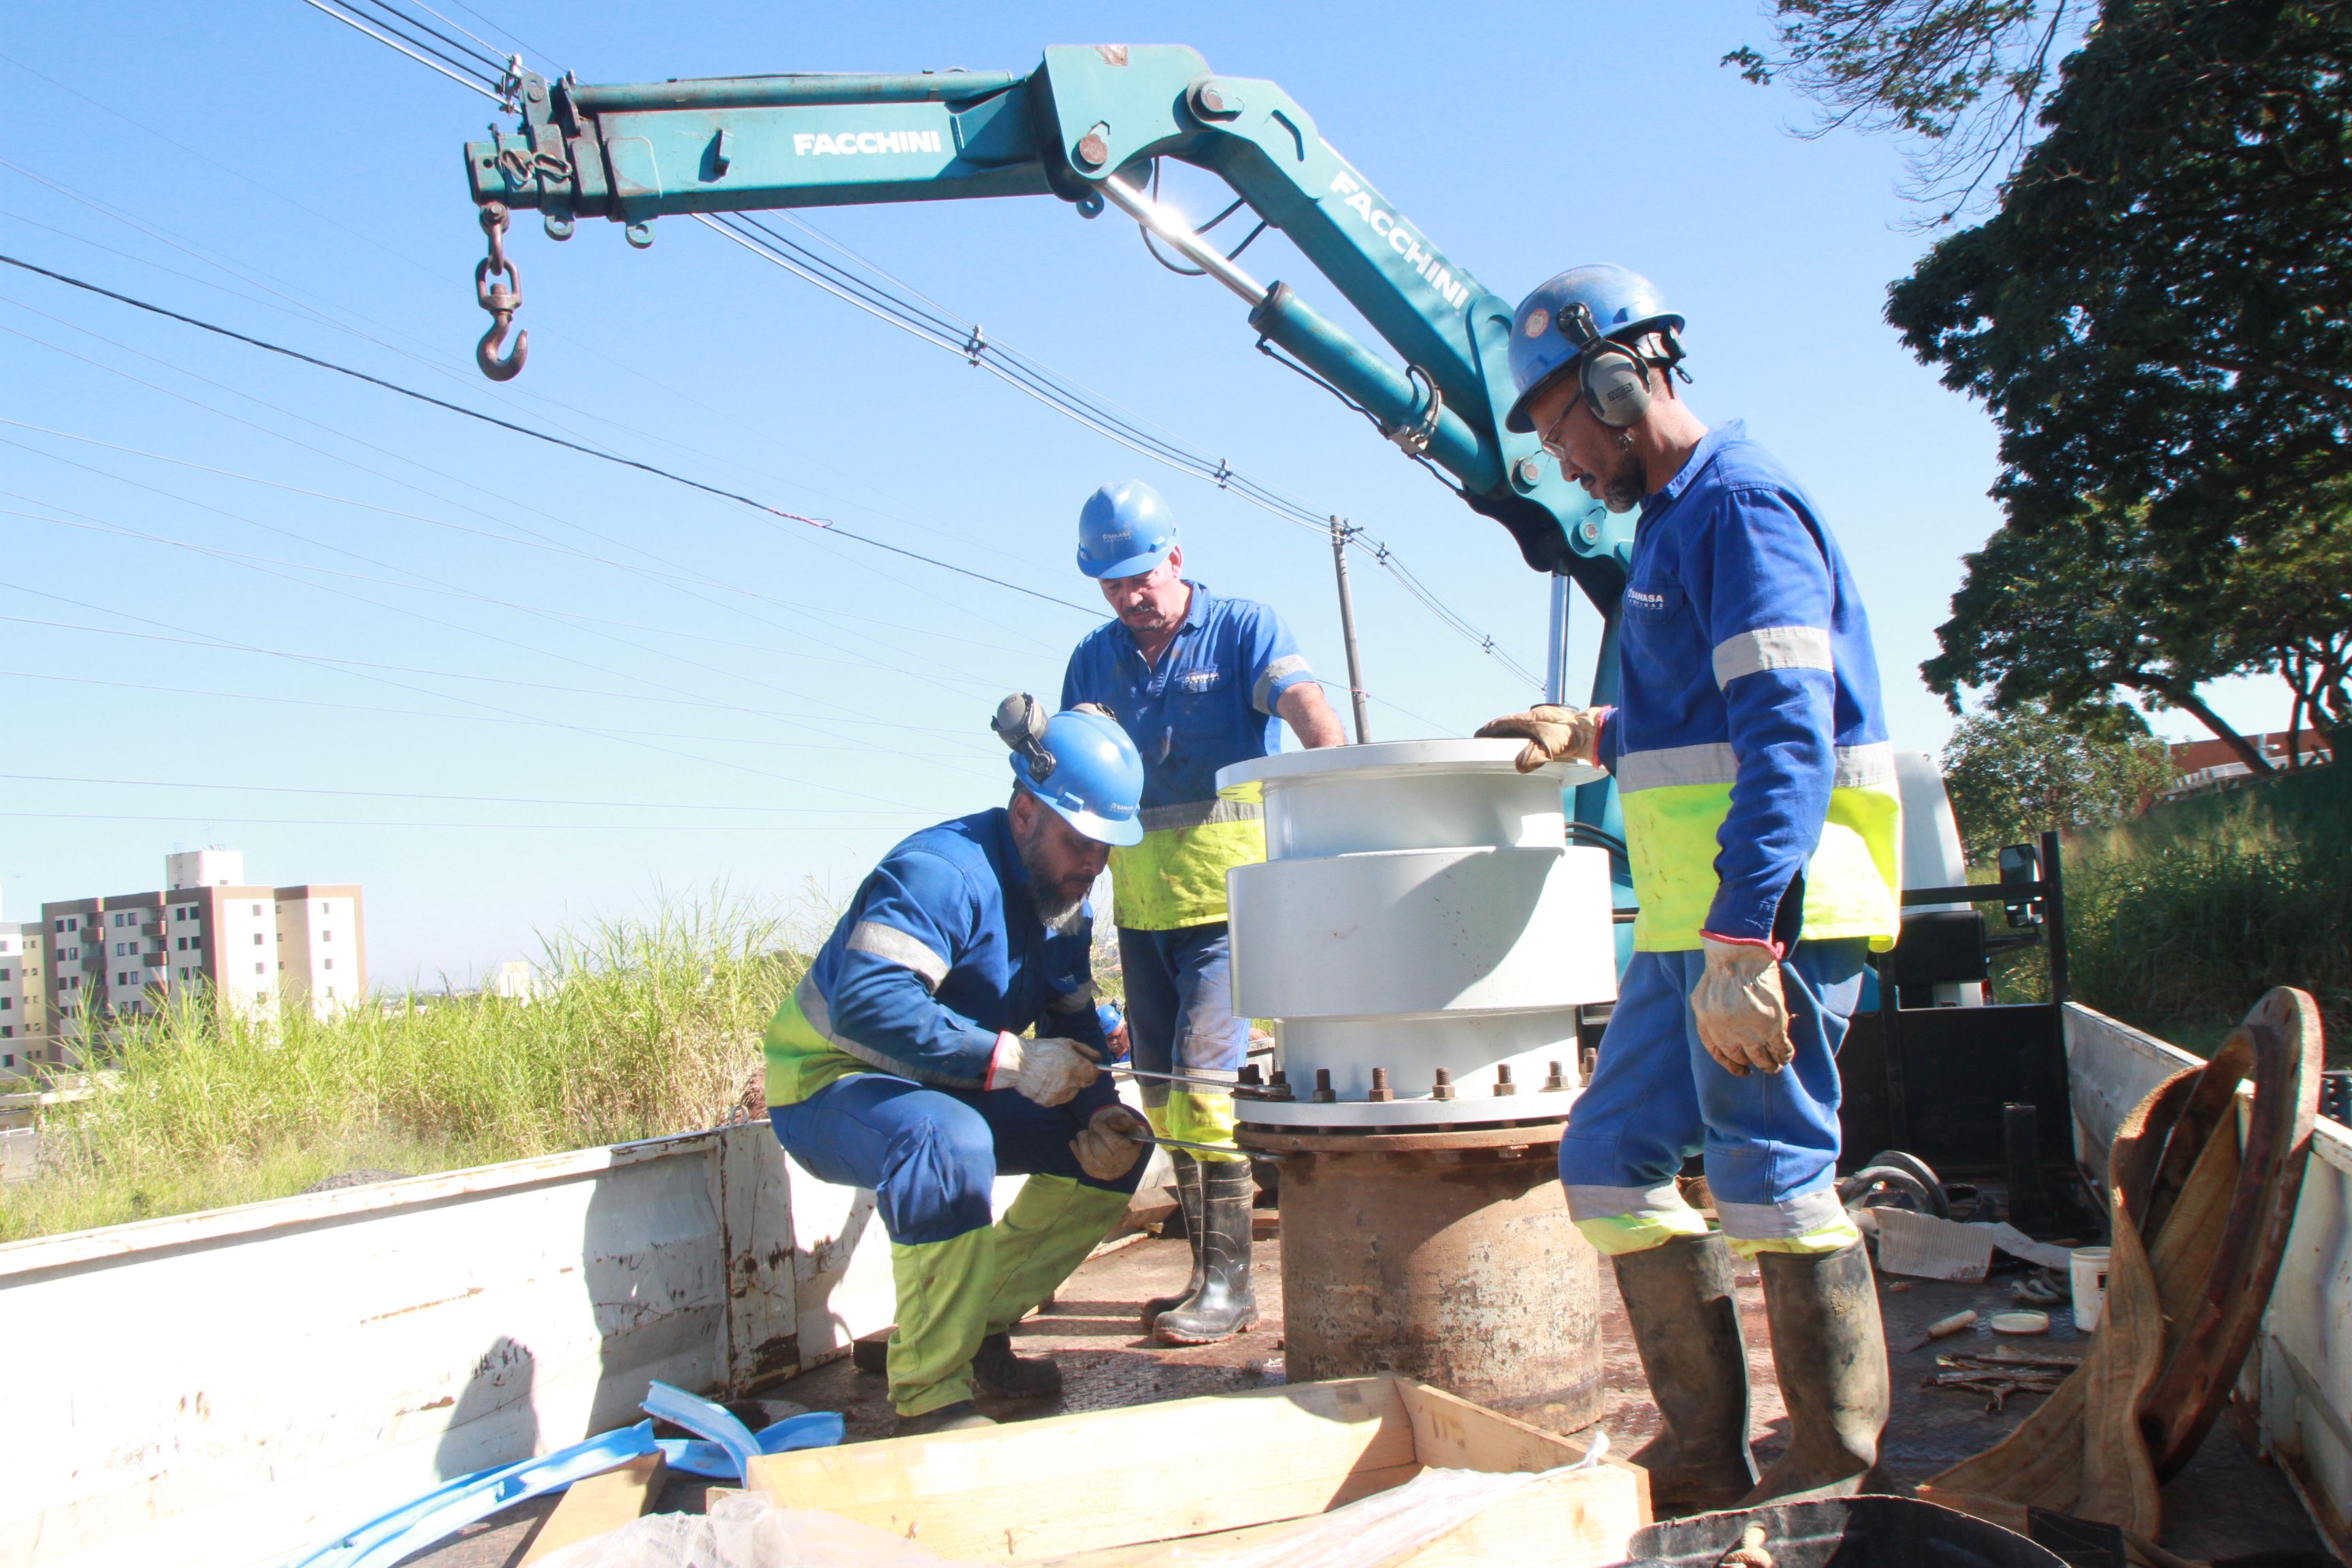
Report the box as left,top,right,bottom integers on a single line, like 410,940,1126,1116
1473,704,1606,773
1689,936,1794,1077
989,1032,1101,1107
1070,702,1115,720
1071,1103,1149,1181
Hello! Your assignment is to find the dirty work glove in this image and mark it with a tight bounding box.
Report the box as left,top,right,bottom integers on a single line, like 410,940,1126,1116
988,1033,1101,1107
1071,1103,1149,1181
1689,936,1794,1077
1069,702,1115,719
1473,704,1605,773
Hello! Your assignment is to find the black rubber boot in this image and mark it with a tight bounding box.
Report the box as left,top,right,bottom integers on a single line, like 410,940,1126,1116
1152,1158,1258,1344
1141,1151,1203,1330
1613,1232,1759,1515
893,1400,997,1437
971,1330,1063,1401
1742,1242,1890,1504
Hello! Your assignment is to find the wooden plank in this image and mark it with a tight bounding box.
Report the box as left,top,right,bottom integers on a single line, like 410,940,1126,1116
1027,1450,1645,1568
746,1377,1418,1563
1394,1466,1648,1568
519,1453,666,1565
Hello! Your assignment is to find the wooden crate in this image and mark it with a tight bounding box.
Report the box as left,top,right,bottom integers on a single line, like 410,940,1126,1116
745,1376,1650,1567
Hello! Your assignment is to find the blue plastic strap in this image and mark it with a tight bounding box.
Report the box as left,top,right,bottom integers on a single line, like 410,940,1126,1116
655,1410,847,1478
291,1420,658,1568
642,1380,763,1483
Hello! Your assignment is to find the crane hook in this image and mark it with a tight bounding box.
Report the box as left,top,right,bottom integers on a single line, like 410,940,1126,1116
474,202,527,381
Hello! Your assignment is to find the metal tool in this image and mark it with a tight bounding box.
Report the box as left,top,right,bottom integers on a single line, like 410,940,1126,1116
1105,1064,1262,1096
1116,1127,1282,1161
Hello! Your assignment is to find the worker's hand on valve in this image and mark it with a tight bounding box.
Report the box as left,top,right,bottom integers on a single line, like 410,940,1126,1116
990,1032,1101,1106
1071,1104,1149,1181
1689,936,1795,1077
1473,704,1605,774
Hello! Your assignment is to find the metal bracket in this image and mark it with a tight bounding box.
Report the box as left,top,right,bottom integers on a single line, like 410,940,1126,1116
1386,364,1443,456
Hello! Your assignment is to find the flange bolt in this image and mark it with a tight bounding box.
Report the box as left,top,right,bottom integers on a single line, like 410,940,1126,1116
1493,1063,1518,1096
1541,1060,1567,1093
1367,1067,1394,1103
1312,1068,1337,1104
1431,1066,1456,1102
1267,1068,1294,1102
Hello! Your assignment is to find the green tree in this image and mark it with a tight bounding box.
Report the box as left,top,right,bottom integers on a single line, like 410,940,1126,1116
1884,0,2352,544
1725,1,2089,220
1744,0,2352,761
1940,698,2180,862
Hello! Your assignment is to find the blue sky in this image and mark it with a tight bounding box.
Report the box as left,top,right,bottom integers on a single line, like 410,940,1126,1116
0,2,2292,983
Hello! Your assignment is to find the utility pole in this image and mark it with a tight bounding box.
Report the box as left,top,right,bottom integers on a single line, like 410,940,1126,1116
1545,572,1572,705
1328,517,1371,744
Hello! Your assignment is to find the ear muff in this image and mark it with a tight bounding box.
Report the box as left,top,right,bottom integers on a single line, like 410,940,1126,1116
1558,302,1654,430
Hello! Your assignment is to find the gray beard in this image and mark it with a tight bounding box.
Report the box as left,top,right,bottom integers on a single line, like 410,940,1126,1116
1600,432,1647,513
1017,832,1086,928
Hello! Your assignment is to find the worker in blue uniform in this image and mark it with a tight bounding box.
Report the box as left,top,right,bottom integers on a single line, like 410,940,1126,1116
763,702,1153,1435
1061,480,1348,1343
1479,265,1901,1511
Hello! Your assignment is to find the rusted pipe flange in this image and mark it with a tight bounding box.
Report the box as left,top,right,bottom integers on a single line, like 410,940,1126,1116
1236,1117,1568,1155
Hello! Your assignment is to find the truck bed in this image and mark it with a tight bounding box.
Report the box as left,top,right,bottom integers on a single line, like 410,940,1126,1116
400,1231,2328,1567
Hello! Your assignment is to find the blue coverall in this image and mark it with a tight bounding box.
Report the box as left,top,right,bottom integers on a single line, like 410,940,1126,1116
1062,581,1317,1156
1559,421,1903,1258
762,808,1144,1417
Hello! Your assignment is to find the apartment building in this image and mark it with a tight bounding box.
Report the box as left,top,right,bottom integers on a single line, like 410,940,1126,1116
42,850,368,1047
0,918,29,1081
273,885,368,1015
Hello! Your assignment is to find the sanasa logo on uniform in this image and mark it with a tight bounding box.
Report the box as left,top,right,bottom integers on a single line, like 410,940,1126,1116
1327,170,1469,309
792,130,945,156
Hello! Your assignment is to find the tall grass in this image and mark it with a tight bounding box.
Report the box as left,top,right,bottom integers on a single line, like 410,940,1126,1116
2059,764,2352,1056
1,892,813,1242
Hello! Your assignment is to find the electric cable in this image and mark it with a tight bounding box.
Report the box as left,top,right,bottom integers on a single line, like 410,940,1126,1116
296,0,509,101
283,3,1545,691
0,289,1062,666
0,772,920,816
0,668,927,750
0,250,1097,615
698,212,1542,688
0,810,921,832
0,589,955,809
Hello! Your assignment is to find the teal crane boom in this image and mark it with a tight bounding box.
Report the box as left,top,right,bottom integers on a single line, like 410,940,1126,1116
459,44,1635,609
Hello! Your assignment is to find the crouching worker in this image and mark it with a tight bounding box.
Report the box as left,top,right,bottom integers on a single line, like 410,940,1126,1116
765,699,1152,1435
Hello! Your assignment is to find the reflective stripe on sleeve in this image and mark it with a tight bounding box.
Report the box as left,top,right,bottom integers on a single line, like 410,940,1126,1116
1831,740,1897,788
791,973,983,1089
1139,797,1264,832
1616,741,1740,793
1712,625,1833,688
1615,740,1899,794
846,920,950,989
1252,654,1312,715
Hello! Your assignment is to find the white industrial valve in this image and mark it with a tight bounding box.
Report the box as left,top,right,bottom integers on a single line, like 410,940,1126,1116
1219,739,1619,1129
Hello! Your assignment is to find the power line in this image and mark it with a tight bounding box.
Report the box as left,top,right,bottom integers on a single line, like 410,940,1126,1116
0,250,1098,616
0,811,919,832
280,0,1539,689
295,0,509,101
696,211,1545,689
0,772,919,815
0,286,1063,667
0,667,928,750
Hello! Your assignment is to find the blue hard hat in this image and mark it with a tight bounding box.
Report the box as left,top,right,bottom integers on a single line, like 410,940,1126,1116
1012,709,1145,847
1503,265,1685,434
1076,480,1177,580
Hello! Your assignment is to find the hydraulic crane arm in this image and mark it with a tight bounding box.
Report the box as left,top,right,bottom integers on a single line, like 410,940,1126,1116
461,44,1629,602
